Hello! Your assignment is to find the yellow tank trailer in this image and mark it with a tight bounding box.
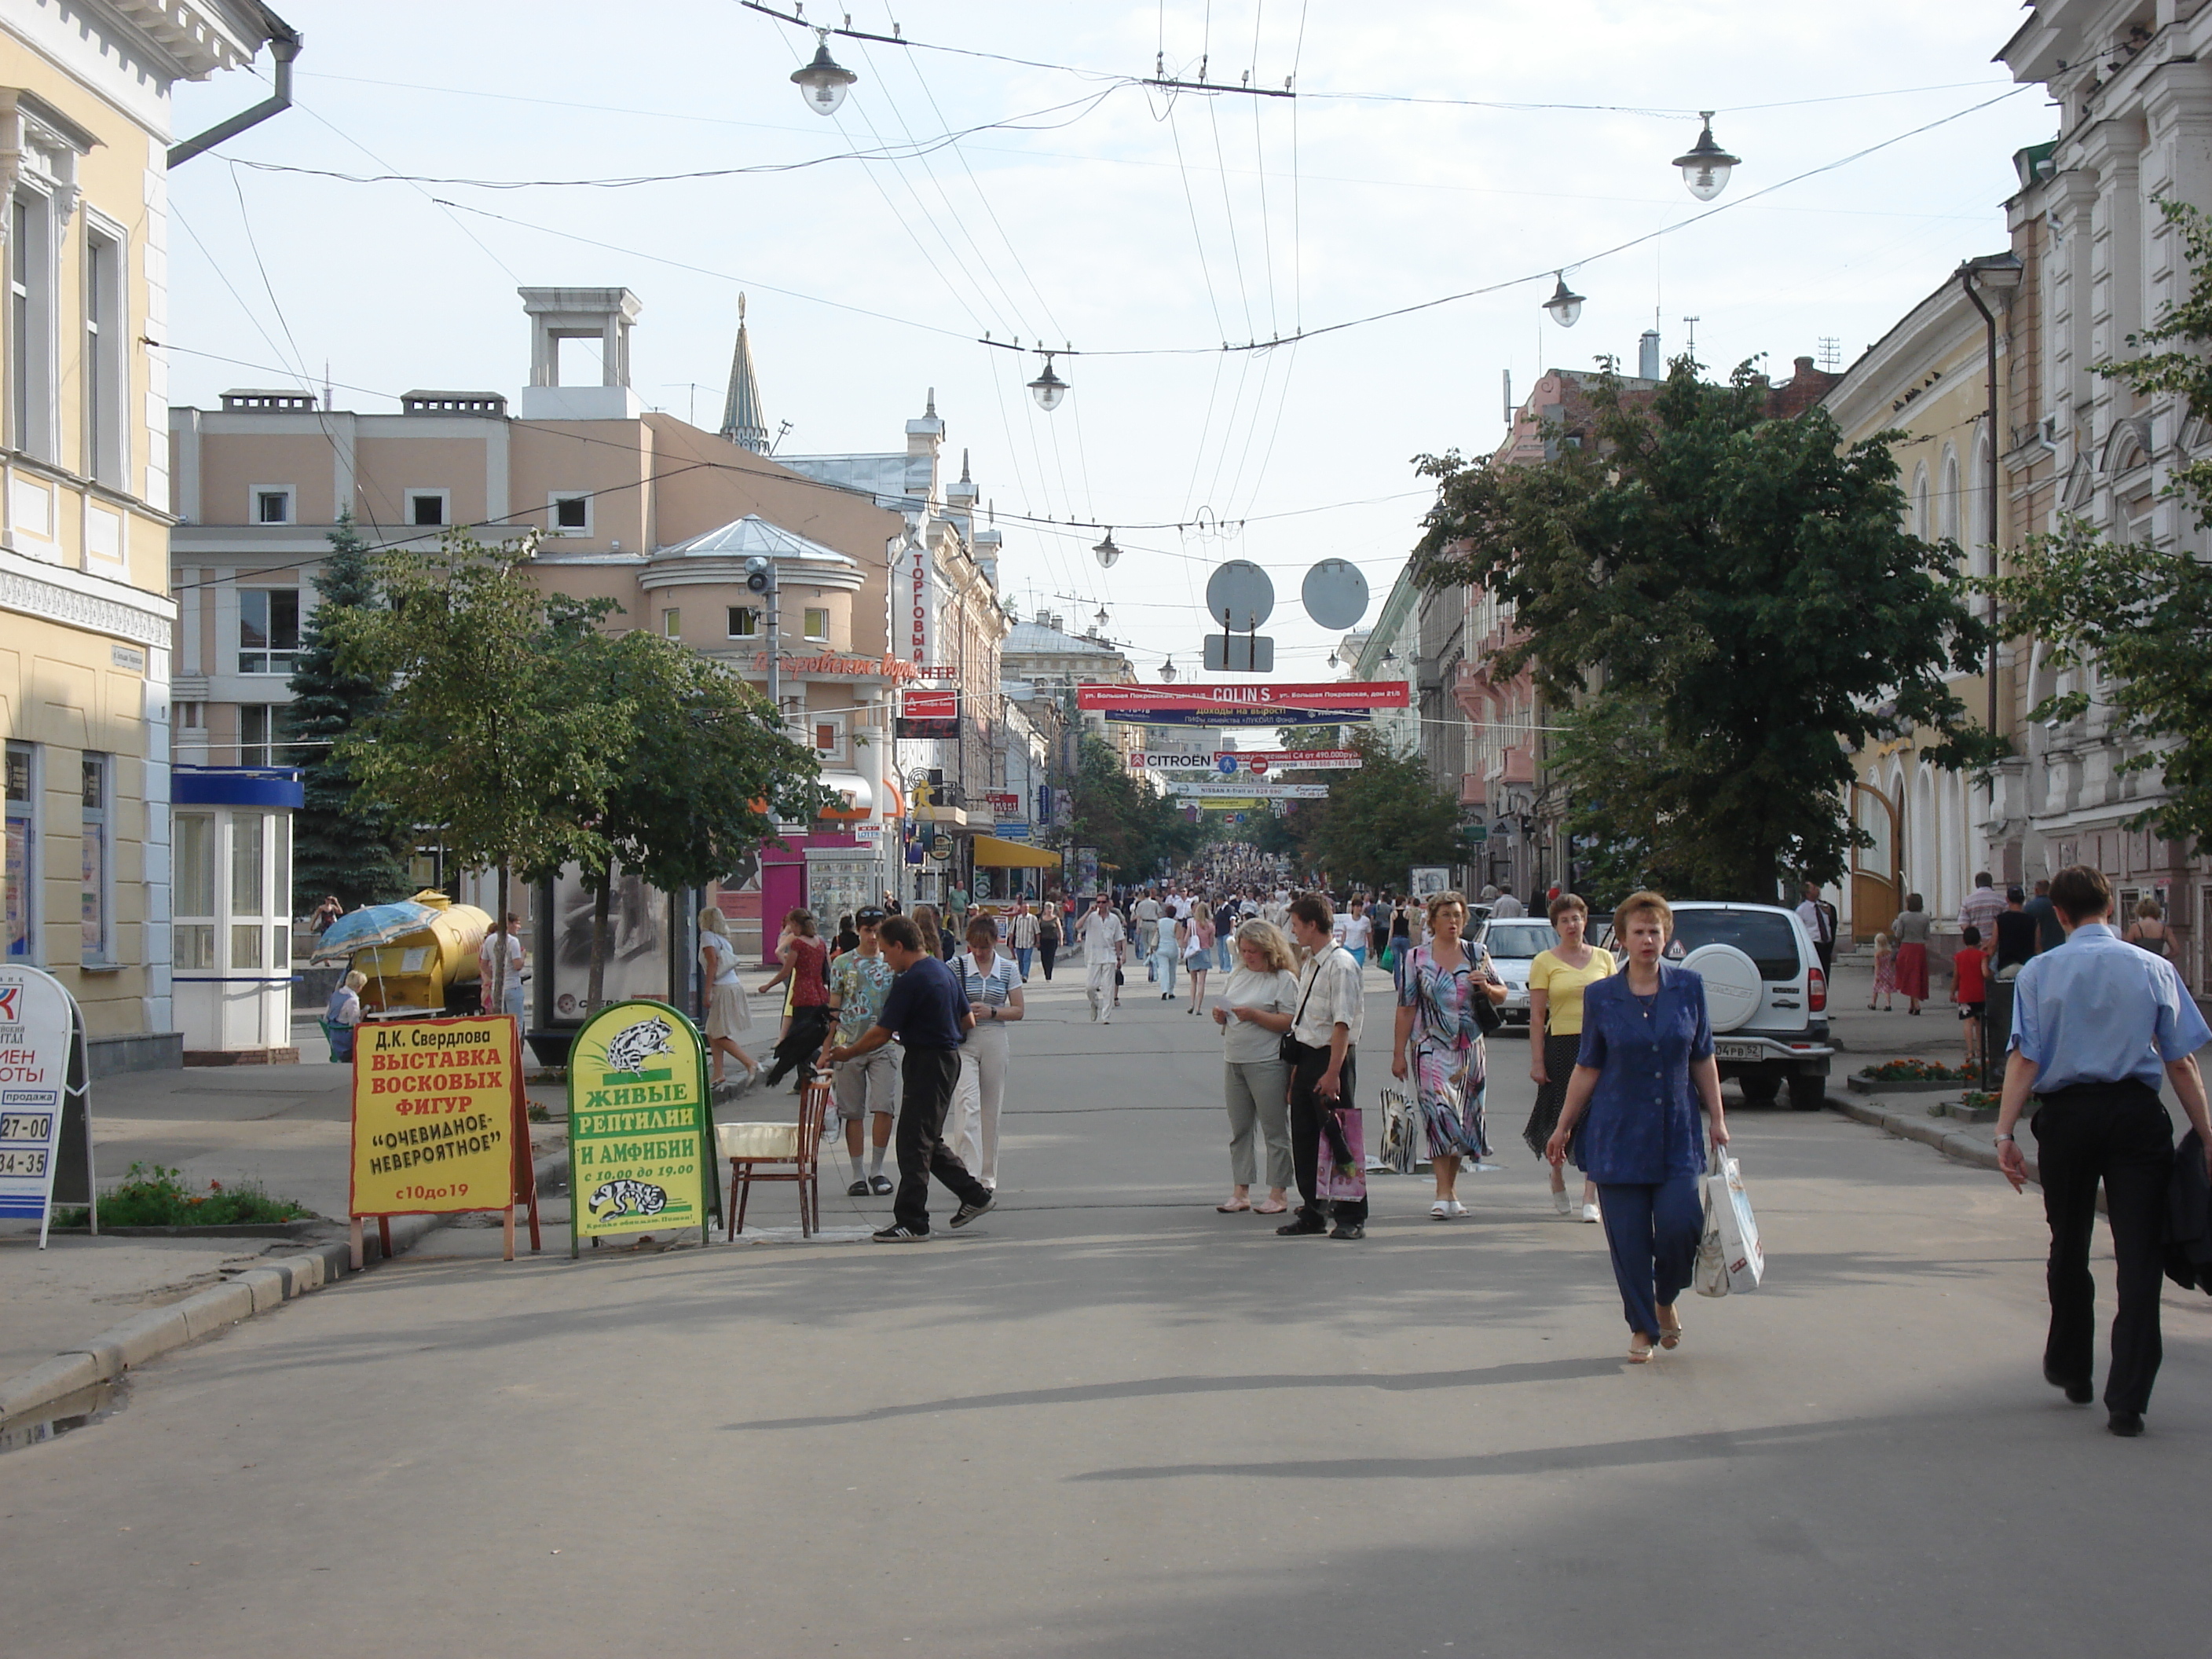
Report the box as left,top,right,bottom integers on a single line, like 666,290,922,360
353,892,492,1017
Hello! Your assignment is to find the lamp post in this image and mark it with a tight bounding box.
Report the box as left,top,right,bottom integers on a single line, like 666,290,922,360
1957,251,2023,747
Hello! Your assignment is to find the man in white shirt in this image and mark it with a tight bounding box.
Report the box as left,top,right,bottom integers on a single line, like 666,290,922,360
478,912,526,1021
1280,894,1368,1240
1339,898,1373,970
1796,880,1839,976
1132,890,1163,982
1489,888,1526,919
1075,893,1127,1025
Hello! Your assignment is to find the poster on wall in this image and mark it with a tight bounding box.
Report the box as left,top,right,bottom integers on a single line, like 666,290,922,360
566,998,713,1252
549,866,668,1022
807,850,881,932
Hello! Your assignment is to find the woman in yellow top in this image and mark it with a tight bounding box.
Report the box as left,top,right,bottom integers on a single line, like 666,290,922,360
1521,893,1616,1221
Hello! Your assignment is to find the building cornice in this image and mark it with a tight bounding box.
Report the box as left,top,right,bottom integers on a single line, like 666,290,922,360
0,547,174,647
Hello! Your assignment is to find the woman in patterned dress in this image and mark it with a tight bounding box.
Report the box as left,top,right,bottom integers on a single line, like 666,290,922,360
1391,891,1509,1220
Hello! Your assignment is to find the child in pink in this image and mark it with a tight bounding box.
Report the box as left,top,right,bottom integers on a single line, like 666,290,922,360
1870,932,1898,1011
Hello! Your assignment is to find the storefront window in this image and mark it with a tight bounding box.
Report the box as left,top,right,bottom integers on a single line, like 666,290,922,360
174,812,214,970
5,741,33,960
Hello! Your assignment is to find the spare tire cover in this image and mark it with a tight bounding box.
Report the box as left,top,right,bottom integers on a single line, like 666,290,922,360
1680,943,1763,1033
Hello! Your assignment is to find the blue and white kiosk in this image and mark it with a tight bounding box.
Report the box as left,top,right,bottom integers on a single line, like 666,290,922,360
170,767,303,1062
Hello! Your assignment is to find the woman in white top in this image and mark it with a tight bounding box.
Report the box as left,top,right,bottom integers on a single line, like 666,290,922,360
698,907,757,1088
946,914,1025,1190
1211,919,1302,1214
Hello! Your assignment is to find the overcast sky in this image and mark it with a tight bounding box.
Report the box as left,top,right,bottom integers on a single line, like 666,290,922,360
167,1,2054,683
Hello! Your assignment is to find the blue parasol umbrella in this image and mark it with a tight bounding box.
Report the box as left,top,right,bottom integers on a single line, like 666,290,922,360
309,899,435,965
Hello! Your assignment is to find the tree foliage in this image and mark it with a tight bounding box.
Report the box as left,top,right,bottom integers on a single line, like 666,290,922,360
1979,199,2212,851
1266,730,1462,891
1412,360,1994,900
1068,733,1203,881
286,514,412,910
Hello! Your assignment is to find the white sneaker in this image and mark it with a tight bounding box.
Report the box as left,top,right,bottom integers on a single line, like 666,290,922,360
1582,1202,1601,1224
1551,1188,1573,1215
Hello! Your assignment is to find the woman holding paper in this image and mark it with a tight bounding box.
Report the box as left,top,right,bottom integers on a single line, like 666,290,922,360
1545,891,1729,1364
1210,919,1302,1214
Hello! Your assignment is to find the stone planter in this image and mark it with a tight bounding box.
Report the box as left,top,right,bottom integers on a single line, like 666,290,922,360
1847,1073,1972,1096
1943,1100,2001,1124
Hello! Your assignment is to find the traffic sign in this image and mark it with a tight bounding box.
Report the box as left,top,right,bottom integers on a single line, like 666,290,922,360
1247,756,1269,777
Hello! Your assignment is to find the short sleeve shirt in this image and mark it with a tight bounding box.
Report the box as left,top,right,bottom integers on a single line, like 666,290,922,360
830,949,897,1045
1292,946,1365,1049
1527,947,1617,1038
2009,922,2211,1092
874,954,971,1051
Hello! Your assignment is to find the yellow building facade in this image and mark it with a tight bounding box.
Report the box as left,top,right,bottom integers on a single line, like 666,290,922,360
2,2,287,1067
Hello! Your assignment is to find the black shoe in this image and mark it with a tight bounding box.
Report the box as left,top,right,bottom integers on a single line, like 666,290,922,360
2045,1365,2093,1405
846,1177,870,1197
950,1194,994,1229
1276,1217,1328,1236
868,1174,894,1196
1330,1222,1366,1240
2108,1409,2144,1437
870,1223,930,1243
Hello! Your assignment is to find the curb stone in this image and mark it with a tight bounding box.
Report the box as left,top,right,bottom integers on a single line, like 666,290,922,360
1829,1096,2039,1185
0,1146,567,1437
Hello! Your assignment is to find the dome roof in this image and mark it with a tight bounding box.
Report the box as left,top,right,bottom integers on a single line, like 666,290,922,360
658,514,857,569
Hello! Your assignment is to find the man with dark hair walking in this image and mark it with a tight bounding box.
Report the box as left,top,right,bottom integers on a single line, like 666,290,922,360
1280,893,1368,1240
826,914,995,1242
1796,881,1837,978
1994,864,2212,1436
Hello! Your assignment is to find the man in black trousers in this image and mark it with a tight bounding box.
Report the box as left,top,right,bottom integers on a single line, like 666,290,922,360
1993,865,2212,1436
826,914,994,1242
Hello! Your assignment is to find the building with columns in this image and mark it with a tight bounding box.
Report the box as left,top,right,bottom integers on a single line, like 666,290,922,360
2,1,291,1071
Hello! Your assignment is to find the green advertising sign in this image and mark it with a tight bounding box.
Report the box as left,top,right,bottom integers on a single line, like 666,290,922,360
566,998,715,1254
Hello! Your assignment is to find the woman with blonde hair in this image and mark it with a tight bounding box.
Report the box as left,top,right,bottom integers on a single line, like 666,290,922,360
698,907,757,1090
1393,891,1508,1219
1546,891,1730,1363
1211,918,1302,1214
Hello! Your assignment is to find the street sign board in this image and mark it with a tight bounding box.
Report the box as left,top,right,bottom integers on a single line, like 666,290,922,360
1106,708,1371,727
994,821,1033,840
0,965,92,1246
1167,781,1329,799
1215,748,1361,771
566,999,713,1251
1202,634,1276,672
352,1014,530,1238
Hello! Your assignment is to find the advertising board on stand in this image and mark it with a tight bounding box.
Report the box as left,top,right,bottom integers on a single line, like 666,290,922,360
0,965,95,1247
566,999,715,1254
349,1013,538,1265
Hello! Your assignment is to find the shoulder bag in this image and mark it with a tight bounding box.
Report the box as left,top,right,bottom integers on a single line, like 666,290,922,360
1280,948,1337,1065
1467,948,1506,1038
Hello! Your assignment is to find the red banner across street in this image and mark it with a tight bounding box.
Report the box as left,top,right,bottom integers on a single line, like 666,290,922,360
1075,681,1409,712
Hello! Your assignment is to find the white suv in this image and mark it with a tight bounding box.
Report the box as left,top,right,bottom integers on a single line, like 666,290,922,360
1603,901,1834,1110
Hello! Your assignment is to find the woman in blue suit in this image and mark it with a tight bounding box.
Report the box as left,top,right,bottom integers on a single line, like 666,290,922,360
1546,891,1730,1363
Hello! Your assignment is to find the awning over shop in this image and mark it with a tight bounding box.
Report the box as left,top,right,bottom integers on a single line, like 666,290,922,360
818,771,873,819
971,834,1060,869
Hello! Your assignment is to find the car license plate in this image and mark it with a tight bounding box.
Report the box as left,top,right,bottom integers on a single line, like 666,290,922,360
1713,1042,1766,1062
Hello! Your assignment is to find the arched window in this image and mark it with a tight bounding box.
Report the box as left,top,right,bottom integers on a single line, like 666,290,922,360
1939,447,1961,545
1913,466,1932,540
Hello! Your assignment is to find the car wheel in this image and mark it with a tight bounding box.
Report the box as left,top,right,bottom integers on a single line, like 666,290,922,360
1738,1073,1782,1105
1788,1071,1827,1111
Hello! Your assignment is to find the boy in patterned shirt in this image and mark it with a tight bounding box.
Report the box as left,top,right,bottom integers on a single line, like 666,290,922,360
822,907,901,1196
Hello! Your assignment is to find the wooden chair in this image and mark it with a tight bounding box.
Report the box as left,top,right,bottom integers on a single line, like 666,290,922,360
720,1071,830,1238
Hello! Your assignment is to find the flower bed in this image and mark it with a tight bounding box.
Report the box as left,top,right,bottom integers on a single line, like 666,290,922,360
1860,1059,1977,1082
54,1162,313,1229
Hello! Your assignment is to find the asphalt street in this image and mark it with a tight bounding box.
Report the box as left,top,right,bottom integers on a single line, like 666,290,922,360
5,960,2206,1657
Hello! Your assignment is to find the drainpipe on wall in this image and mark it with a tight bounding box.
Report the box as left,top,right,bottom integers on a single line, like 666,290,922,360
168,21,302,170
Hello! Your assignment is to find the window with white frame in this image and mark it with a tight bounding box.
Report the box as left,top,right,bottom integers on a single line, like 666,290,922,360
727,606,761,639
811,713,847,763
253,486,295,525
80,753,108,963
5,742,35,960
661,607,682,639
231,810,264,971
82,223,126,488
408,489,449,527
803,606,831,643
551,492,591,533
173,811,214,970
9,189,54,460
239,589,302,674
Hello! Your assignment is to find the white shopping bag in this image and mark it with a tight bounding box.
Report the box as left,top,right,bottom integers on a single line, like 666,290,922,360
1694,1195,1730,1298
1705,1152,1764,1294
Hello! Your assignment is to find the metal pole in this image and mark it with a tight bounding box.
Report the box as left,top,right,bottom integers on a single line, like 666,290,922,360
764,559,781,726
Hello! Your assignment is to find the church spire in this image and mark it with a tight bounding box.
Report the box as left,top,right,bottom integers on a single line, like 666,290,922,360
719,294,770,453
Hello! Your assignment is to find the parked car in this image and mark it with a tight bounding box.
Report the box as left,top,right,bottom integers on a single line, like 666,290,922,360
1599,901,1833,1109
1473,916,1560,1029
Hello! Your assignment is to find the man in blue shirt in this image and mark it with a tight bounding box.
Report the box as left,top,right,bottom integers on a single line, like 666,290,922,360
1995,864,2212,1436
827,914,994,1242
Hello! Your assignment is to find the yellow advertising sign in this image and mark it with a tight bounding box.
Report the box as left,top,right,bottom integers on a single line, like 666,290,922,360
566,1000,712,1249
350,1015,520,1216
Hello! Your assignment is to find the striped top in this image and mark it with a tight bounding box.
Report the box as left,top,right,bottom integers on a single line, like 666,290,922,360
960,950,1021,1009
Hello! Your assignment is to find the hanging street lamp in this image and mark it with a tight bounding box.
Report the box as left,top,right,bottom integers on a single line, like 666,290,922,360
1093,529,1120,568
1544,273,1584,328
791,31,858,115
1674,112,1740,202
1159,656,1178,683
1028,353,1068,412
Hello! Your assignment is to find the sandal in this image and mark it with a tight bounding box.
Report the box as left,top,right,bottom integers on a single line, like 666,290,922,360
1216,1199,1251,1213
1628,1332,1655,1364
1253,1199,1288,1215
1657,1309,1683,1350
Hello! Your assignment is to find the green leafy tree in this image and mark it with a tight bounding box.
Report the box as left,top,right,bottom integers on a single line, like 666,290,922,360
286,514,411,910
1981,199,2212,852
575,631,832,1009
333,531,629,1015
1413,360,1995,900
1068,732,1196,882
1293,729,1463,892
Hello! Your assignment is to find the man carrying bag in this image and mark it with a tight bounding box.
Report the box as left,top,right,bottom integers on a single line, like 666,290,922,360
1279,894,1368,1241
1993,865,2212,1437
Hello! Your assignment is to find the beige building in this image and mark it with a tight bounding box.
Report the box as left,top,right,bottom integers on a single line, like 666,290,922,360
170,286,1016,964
2,1,290,1070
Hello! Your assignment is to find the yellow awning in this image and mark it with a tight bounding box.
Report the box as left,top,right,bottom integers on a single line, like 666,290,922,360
971,834,1059,868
